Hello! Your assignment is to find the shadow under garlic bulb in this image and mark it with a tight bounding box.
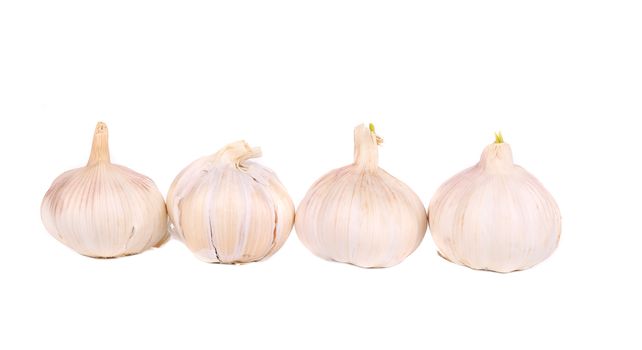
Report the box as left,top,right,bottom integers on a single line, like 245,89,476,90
295,124,427,268
41,122,168,258
166,141,294,264
428,133,561,273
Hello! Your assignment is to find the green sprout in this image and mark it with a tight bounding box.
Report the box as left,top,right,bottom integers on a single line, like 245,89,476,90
494,131,504,144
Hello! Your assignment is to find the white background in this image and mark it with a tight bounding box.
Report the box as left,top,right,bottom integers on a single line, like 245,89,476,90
1,1,641,349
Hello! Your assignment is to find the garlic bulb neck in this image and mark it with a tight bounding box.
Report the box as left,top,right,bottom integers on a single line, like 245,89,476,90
87,122,111,165
479,142,514,172
214,140,262,168
353,123,383,170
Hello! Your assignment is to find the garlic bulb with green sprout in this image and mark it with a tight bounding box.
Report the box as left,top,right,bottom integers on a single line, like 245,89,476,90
295,123,427,268
41,122,168,258
166,141,294,263
428,133,561,272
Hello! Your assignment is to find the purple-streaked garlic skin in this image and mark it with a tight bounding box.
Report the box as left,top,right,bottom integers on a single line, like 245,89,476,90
41,122,168,258
296,124,427,268
428,137,561,272
166,141,294,264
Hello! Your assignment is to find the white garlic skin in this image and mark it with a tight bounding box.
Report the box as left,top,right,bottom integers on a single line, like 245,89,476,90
428,140,561,272
41,122,168,258
166,141,294,264
296,124,427,268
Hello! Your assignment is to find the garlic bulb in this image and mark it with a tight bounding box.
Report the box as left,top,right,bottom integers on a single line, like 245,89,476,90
295,124,427,268
166,141,294,263
428,133,561,272
41,122,168,258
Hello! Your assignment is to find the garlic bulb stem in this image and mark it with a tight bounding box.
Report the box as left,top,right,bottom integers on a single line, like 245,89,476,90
354,123,383,169
87,122,110,165
479,141,514,172
216,140,262,167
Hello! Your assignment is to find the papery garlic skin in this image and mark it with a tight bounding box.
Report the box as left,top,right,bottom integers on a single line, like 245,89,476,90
166,141,294,263
428,136,561,272
41,122,168,258
295,124,427,268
